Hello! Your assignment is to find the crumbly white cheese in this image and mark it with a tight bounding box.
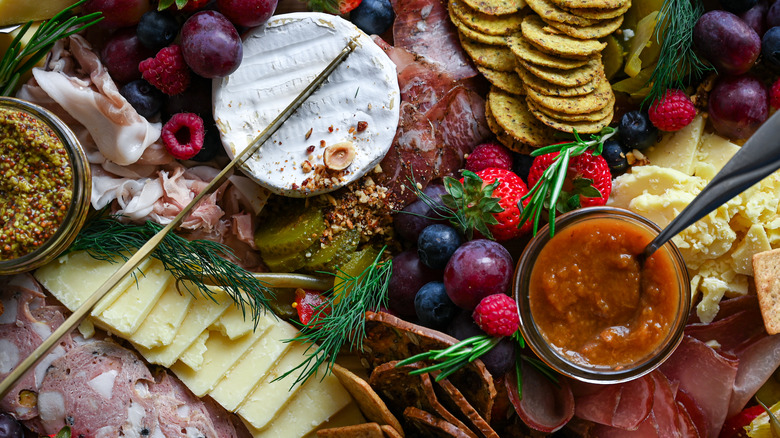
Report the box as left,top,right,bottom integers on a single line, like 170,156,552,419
214,12,400,197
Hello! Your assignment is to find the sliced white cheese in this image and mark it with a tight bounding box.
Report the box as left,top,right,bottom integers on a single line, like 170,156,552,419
209,321,300,411
97,260,172,336
210,303,256,340
303,402,367,436
129,282,194,349
214,12,400,197
178,330,210,370
644,114,704,176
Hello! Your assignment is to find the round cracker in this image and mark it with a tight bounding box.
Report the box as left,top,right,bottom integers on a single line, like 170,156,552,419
517,56,601,87
528,97,614,133
485,100,535,153
526,73,613,114
462,0,526,16
551,0,628,10
514,63,598,96
545,14,624,39
527,96,614,122
451,9,509,45
525,0,598,26
521,15,606,59
450,0,524,36
332,364,405,436
459,35,516,71
477,65,526,94
488,86,555,147
562,0,630,19
506,34,589,70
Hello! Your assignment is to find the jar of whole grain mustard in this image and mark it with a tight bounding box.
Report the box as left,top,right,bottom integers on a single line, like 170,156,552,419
513,207,690,384
0,97,91,275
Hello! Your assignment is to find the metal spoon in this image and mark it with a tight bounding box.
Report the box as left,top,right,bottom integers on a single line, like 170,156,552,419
642,109,780,260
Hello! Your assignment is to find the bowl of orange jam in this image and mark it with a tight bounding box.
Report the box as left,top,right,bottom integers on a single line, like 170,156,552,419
513,207,690,384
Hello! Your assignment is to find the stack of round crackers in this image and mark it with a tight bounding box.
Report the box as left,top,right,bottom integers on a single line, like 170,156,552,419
450,0,630,150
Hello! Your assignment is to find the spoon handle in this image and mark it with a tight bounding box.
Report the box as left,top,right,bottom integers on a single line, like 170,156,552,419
644,110,780,257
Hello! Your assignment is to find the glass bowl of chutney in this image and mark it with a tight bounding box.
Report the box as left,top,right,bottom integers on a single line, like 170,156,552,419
513,206,690,384
0,96,91,275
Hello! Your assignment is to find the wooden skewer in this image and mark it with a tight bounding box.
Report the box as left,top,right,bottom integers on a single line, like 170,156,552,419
0,41,356,399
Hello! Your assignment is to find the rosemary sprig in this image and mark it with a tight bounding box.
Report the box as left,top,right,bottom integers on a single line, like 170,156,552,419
645,0,712,104
518,127,617,236
65,216,275,329
0,0,102,96
277,248,392,387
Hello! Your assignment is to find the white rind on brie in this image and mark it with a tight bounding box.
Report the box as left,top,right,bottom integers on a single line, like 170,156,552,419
214,12,401,197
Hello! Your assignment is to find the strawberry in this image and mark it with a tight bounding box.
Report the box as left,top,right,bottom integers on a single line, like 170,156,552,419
306,0,363,14
474,168,531,241
527,151,611,212
293,288,331,328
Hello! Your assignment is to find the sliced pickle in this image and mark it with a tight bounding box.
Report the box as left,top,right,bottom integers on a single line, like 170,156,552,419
624,11,659,77
263,250,306,273
332,246,381,305
602,36,624,81
255,206,325,258
303,229,360,273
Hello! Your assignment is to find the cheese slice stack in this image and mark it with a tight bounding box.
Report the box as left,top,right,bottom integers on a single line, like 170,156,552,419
35,251,365,437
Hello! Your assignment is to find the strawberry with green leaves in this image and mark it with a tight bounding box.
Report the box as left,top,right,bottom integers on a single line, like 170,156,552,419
472,168,532,241
527,151,611,210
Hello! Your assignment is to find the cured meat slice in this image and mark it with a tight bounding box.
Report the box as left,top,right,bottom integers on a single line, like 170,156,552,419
572,374,654,430
391,0,477,81
728,332,780,417
505,361,574,433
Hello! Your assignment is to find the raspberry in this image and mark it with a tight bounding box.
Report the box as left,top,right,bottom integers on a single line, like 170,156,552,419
771,78,780,109
648,89,696,132
139,45,191,96
465,142,513,173
162,113,205,160
472,294,519,337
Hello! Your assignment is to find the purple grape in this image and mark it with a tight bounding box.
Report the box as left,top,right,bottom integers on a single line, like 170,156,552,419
393,183,448,243
101,28,154,85
443,239,513,310
388,250,442,319
693,10,761,75
0,413,23,438
768,0,780,27
181,11,243,78
708,74,768,140
740,0,769,36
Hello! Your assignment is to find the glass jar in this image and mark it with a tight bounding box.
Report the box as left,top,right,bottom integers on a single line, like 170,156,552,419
0,97,91,275
513,206,690,384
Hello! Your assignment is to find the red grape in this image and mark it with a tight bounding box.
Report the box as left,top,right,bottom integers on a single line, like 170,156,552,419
217,0,278,28
83,0,150,28
740,0,768,36
443,239,513,310
387,250,442,319
693,10,761,75
101,28,154,84
393,183,448,244
181,11,243,78
768,0,780,27
708,74,768,140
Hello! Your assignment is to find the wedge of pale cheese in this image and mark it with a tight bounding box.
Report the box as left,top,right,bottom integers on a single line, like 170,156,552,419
0,1,78,27
644,114,704,175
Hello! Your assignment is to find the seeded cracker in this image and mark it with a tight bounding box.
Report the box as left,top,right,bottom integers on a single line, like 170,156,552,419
317,423,384,437
521,15,605,58
477,65,526,94
462,0,526,16
332,364,405,436
506,34,590,70
431,375,500,438
485,101,535,153
382,425,403,438
545,14,624,39
488,87,555,147
527,97,613,133
753,248,780,335
459,35,517,71
526,73,612,114
450,8,508,45
515,63,598,96
551,0,629,10
404,407,472,438
562,0,631,19
527,97,614,121
517,57,601,87
525,0,597,26
450,0,525,36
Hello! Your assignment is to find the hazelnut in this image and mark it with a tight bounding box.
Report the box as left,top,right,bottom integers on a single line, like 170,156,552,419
323,141,356,171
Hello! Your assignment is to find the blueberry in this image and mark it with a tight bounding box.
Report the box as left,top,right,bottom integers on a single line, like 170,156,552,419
120,79,164,118
513,153,534,182
137,11,180,51
618,110,658,150
417,224,463,270
191,124,223,162
601,139,629,175
762,27,780,70
415,281,459,328
719,0,758,14
0,413,23,438
350,0,394,36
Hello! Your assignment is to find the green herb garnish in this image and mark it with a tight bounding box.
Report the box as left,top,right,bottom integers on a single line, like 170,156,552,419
66,216,275,329
645,0,712,105
0,0,102,96
157,0,195,10
277,247,392,387
519,127,617,236
54,426,71,438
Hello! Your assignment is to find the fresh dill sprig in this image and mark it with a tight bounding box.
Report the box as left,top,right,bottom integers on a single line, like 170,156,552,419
645,0,712,104
0,0,102,96
519,127,617,236
65,216,275,329
278,247,392,387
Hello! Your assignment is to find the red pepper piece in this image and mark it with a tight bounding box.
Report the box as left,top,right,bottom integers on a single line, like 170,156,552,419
293,289,331,327
720,404,766,438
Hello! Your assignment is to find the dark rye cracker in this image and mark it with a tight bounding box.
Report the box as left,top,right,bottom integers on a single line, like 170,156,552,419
477,65,526,95
369,362,478,438
317,423,384,437
358,312,496,420
521,15,605,58
451,9,508,45
525,0,597,26
462,0,526,16
528,97,614,133
450,0,524,36
545,14,624,39
562,0,631,19
488,87,556,147
382,425,403,438
459,35,517,72
517,56,601,87
432,374,500,438
551,0,629,10
332,364,405,437
403,407,473,438
527,97,613,122
753,248,780,335
515,63,597,96
506,34,589,70
485,101,535,154
525,73,612,114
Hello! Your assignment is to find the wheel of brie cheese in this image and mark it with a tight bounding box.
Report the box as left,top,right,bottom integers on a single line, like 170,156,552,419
214,12,401,197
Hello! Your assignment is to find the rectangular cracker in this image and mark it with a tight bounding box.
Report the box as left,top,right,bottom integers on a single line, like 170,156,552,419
753,248,780,334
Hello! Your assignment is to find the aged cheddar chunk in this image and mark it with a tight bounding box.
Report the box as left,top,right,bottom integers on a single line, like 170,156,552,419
644,114,704,175
0,1,78,26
